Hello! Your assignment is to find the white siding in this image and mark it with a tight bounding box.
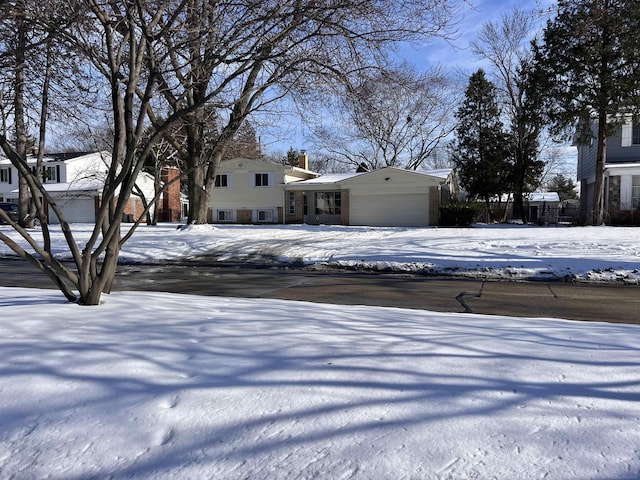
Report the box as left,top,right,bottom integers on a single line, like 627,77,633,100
621,121,633,147
210,159,289,220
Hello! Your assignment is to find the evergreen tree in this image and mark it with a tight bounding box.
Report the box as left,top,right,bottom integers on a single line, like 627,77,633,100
451,69,513,222
533,0,640,225
224,121,261,160
283,147,299,167
471,8,546,223
547,174,579,201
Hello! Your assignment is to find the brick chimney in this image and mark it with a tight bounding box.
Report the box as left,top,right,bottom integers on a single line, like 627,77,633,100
159,167,182,222
298,150,309,170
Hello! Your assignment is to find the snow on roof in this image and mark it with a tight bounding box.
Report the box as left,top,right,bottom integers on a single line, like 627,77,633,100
528,192,560,202
289,165,320,176
419,168,453,180
289,172,365,185
288,167,454,186
495,192,561,203
11,178,104,195
0,151,108,166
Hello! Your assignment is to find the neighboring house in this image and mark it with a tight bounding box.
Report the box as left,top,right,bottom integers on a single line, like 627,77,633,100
209,154,319,224
577,116,640,224
0,151,183,224
284,167,457,227
524,192,562,224
492,192,562,224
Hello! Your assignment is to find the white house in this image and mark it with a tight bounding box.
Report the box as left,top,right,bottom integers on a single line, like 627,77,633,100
284,167,456,227
208,154,457,227
0,151,174,224
209,155,319,224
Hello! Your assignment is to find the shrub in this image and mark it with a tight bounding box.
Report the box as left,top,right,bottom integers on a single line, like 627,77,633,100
439,203,480,226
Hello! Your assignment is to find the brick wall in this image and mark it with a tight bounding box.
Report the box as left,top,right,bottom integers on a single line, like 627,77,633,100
123,197,146,223
158,167,182,222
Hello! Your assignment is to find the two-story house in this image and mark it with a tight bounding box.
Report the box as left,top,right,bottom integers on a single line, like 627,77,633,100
0,151,184,224
577,117,640,224
210,152,457,227
209,154,319,224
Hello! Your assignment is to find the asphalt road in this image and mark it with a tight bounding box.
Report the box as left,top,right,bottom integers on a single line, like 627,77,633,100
1,257,639,323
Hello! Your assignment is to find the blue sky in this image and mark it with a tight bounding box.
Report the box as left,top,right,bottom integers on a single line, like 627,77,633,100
402,0,555,74
262,0,577,176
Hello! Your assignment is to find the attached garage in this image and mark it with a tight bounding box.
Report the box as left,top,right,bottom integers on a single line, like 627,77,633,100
43,180,102,224
284,166,457,227
350,192,429,227
48,196,96,224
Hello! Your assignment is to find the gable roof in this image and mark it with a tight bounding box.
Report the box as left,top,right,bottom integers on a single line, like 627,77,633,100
419,168,454,180
290,172,365,185
286,166,453,188
221,156,320,177
0,151,108,166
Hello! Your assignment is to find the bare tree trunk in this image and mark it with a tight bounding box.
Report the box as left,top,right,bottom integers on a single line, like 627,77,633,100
187,163,209,224
593,111,607,225
31,38,53,226
185,109,215,224
14,0,30,227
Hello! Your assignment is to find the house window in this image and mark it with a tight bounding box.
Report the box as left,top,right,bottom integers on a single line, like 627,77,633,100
215,174,228,187
43,165,58,183
217,210,233,222
0,167,11,184
288,191,296,215
255,173,269,187
315,192,341,215
632,176,640,209
633,124,640,145
257,209,273,222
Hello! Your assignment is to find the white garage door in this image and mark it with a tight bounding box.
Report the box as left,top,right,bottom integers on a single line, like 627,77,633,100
49,197,96,224
350,193,429,227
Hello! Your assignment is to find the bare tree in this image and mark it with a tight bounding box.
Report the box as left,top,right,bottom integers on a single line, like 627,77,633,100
0,0,458,304
146,0,459,223
310,65,456,171
0,1,186,304
12,0,29,226
0,0,93,222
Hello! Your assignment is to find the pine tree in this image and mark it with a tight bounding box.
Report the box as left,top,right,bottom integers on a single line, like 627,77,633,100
225,121,261,160
451,69,513,222
547,174,579,201
283,147,299,167
533,0,640,225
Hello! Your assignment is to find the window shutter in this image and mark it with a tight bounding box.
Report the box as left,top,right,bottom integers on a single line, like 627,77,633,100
56,165,61,183
8,168,12,184
249,172,255,188
621,122,632,147
269,172,275,187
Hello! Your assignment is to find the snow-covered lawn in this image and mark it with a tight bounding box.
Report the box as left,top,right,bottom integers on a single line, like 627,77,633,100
2,288,640,479
1,223,640,478
1,222,640,282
